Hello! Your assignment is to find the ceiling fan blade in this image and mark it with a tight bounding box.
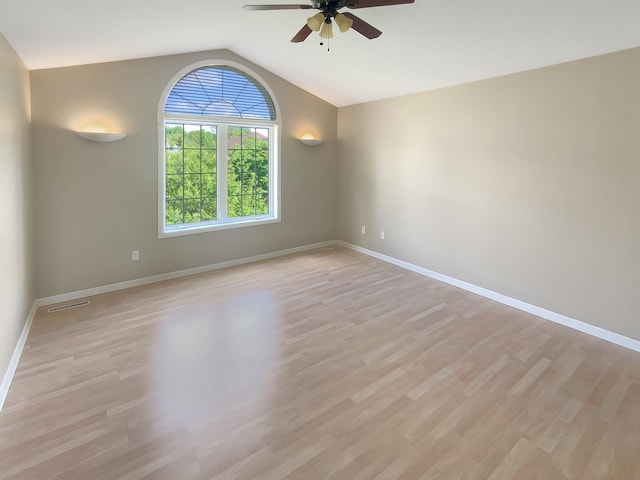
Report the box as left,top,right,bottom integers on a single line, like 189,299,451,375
345,0,414,8
291,24,313,43
243,4,314,10
342,12,382,39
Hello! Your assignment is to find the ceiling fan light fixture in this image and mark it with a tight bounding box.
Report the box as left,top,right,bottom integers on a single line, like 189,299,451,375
319,20,334,39
306,12,325,31
334,13,353,33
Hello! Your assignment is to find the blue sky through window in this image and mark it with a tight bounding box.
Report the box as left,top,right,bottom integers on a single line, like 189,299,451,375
165,67,276,120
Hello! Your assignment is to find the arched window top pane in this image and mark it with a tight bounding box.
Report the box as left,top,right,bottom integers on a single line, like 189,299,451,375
165,66,276,121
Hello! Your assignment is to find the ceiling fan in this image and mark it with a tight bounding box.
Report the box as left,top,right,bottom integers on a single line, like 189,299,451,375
243,0,415,43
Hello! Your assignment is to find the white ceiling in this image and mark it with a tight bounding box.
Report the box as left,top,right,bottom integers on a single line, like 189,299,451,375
1,0,639,107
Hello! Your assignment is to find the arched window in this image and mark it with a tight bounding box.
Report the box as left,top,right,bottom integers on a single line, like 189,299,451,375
159,62,279,237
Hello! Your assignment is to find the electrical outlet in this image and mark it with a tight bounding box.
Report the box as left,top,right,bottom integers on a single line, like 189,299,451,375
132,250,140,261
380,231,385,240
361,225,366,234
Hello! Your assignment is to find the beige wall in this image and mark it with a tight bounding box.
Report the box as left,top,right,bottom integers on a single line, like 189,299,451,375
31,50,338,298
338,47,640,340
0,34,34,379
23,44,640,341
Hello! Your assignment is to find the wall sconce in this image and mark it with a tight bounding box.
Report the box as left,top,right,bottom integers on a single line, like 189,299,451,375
73,123,127,142
298,133,322,147
74,131,127,142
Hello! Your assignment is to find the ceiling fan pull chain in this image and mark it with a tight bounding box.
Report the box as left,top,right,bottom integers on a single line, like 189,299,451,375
319,33,330,51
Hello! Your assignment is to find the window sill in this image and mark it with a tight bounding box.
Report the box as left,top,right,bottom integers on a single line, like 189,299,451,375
159,216,279,239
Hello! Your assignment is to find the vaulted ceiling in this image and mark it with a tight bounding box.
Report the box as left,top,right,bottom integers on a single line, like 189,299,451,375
1,0,639,106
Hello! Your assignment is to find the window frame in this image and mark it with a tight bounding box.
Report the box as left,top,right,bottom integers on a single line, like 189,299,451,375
157,60,281,239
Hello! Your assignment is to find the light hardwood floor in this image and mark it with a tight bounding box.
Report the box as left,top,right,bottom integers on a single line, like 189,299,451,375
1,246,639,479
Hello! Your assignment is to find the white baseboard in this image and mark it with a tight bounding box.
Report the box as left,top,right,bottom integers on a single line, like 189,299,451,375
35,240,337,308
0,303,37,412
338,241,640,353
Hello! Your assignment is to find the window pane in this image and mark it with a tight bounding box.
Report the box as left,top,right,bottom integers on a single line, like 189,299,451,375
256,194,269,215
228,149,242,173
202,197,217,221
165,124,184,148
202,174,216,198
184,174,202,199
241,180,254,196
228,195,242,218
166,174,183,200
241,195,255,216
202,149,216,173
166,199,184,225
256,128,269,149
184,149,202,174
202,126,216,149
183,199,201,223
242,151,256,172
165,150,183,175
184,125,202,148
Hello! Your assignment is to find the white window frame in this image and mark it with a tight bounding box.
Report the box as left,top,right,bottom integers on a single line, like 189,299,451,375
158,60,281,239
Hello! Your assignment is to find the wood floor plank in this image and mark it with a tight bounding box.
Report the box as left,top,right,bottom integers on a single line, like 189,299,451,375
1,246,640,479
